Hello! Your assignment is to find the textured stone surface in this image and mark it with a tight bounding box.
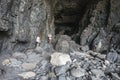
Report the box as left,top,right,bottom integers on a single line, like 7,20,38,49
71,68,86,77
0,0,55,54
0,0,119,55
22,63,36,70
18,71,36,79
0,0,120,80
50,52,72,66
12,52,27,60
2,59,10,66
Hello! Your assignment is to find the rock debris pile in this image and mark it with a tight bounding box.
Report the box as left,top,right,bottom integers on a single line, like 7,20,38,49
0,35,120,80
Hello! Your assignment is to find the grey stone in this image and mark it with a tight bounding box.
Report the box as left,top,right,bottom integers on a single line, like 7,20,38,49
91,69,105,78
111,73,120,80
58,75,66,80
9,58,22,68
18,71,36,79
107,51,118,63
40,60,48,69
81,45,89,52
22,63,36,70
26,52,42,64
12,52,27,60
61,40,70,53
55,65,69,76
97,54,106,60
70,68,86,77
40,76,48,80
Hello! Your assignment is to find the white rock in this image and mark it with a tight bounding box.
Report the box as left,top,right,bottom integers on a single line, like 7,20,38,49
22,63,36,70
50,52,72,66
36,36,41,43
2,59,10,66
18,71,36,79
96,40,102,52
104,60,110,65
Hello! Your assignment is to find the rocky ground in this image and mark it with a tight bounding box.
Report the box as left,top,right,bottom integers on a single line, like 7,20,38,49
0,35,120,80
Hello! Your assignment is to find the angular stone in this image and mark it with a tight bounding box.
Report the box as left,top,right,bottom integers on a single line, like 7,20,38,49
107,51,118,63
18,71,36,79
71,68,86,77
73,51,91,57
9,58,22,67
26,52,42,64
97,54,106,60
48,72,56,78
58,75,66,80
81,45,89,52
111,73,120,80
61,40,70,53
22,63,36,70
12,52,27,60
40,76,48,80
2,59,10,66
104,60,110,66
55,65,69,76
50,52,72,66
91,69,105,78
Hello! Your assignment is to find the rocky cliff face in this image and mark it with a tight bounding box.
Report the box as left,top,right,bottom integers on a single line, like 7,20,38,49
54,0,120,53
0,0,55,54
0,0,120,80
0,0,120,54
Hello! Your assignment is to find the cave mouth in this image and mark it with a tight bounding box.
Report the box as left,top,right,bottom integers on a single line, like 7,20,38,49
54,0,88,44
54,15,80,40
54,16,80,44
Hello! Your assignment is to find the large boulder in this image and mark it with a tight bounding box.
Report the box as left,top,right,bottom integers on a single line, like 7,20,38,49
50,52,72,66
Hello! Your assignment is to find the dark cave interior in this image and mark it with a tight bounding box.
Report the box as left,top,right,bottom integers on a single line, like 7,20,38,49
54,0,89,44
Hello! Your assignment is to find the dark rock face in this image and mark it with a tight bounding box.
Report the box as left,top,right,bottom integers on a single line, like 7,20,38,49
54,0,120,53
0,0,55,54
0,0,120,57
1,1,120,80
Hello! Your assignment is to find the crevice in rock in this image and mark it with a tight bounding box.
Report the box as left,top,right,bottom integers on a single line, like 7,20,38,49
54,0,91,44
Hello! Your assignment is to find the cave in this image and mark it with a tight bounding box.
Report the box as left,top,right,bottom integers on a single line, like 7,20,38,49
0,0,120,80
54,0,89,44
54,0,120,53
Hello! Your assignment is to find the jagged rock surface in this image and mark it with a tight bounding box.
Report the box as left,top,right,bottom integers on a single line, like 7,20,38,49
0,36,119,80
0,0,55,54
0,0,120,80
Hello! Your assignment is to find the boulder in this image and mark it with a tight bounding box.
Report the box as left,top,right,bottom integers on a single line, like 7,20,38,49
18,71,36,79
50,52,72,66
22,63,36,70
71,68,86,77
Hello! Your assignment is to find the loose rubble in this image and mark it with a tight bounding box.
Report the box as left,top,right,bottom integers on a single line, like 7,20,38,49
0,35,120,80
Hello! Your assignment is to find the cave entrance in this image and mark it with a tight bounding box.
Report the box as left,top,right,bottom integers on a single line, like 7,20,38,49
54,0,87,44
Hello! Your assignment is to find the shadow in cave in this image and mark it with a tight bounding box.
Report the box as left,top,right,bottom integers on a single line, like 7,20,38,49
54,0,89,44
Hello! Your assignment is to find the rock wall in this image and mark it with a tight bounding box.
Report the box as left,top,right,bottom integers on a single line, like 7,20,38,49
0,0,120,54
79,0,120,52
0,0,55,54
